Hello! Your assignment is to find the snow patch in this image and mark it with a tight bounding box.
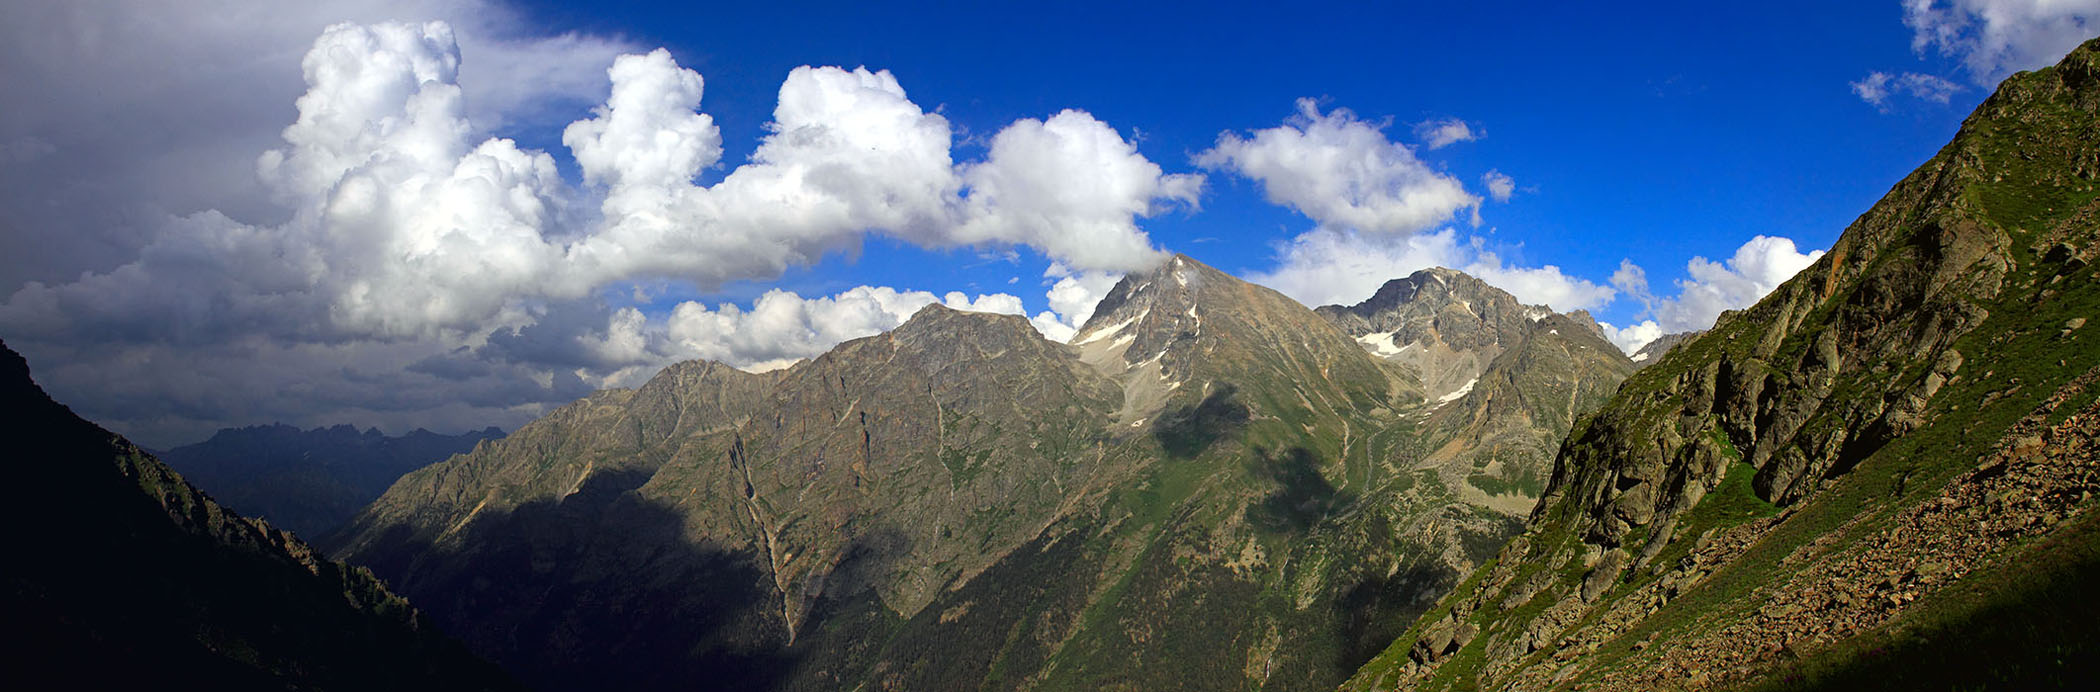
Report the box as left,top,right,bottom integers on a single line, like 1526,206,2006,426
1525,307,1549,322
1356,331,1406,356
1631,351,1650,363
1435,377,1477,405
1074,308,1147,345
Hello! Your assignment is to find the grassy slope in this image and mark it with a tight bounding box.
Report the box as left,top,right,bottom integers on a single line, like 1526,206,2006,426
1340,37,2100,692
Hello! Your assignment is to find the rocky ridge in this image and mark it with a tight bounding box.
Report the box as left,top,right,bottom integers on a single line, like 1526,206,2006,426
1342,36,2100,692
158,423,503,538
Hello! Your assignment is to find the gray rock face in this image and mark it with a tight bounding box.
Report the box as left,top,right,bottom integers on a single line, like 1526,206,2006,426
1316,270,1639,515
1316,267,1551,402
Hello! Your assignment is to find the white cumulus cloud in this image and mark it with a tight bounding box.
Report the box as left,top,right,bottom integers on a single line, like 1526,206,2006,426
0,0,635,295
1596,319,1668,355
1483,170,1517,202
1197,99,1479,235
4,21,1198,345
1606,235,1826,351
957,111,1201,273
1248,227,1616,313
0,16,1199,445
1026,263,1125,342
664,286,1028,372
1413,117,1478,149
1904,0,2100,85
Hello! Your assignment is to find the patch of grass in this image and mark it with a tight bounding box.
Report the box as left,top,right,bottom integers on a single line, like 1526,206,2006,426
1466,464,1544,497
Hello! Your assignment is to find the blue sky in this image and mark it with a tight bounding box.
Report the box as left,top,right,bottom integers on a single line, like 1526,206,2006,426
479,0,2005,337
506,1,1959,301
1,0,2093,445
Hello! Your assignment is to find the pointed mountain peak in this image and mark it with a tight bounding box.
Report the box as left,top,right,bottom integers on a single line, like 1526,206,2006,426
1069,253,1243,344
1326,266,1534,321
1312,267,1578,401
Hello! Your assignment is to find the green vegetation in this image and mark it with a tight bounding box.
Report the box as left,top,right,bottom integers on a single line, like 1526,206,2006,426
1466,464,1544,497
1344,37,2100,692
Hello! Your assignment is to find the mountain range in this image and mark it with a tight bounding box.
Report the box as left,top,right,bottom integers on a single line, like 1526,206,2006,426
157,423,503,539
12,34,2100,692
324,254,1632,691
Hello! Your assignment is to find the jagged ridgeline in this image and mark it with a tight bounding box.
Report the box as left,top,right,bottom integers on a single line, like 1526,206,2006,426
1345,38,2100,691
329,255,1631,691
157,423,504,539
0,341,517,690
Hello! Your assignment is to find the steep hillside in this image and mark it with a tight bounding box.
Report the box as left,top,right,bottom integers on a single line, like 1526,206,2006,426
331,255,1629,691
0,340,517,691
1344,37,2100,692
159,423,502,538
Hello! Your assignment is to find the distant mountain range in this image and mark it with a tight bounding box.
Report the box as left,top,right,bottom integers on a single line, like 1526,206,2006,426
325,254,1632,691
157,423,502,539
0,340,516,689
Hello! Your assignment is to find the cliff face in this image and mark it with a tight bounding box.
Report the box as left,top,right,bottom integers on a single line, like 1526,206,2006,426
1345,37,2100,692
0,340,517,691
329,254,1633,691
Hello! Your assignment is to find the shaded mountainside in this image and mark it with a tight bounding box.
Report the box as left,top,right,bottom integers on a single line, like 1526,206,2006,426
331,255,1632,691
0,340,517,691
1345,37,2100,692
158,423,503,538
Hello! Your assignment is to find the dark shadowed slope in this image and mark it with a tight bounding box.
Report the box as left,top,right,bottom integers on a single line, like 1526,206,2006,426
158,423,502,538
0,339,517,691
